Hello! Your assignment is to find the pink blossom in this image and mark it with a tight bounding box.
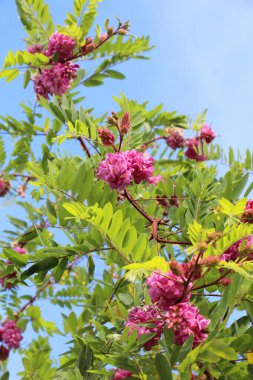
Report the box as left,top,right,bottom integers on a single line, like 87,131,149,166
27,44,44,54
0,179,11,197
97,153,133,190
14,245,27,255
98,128,115,146
200,124,216,144
148,175,164,185
34,62,78,99
242,200,253,224
125,305,164,350
120,111,131,134
220,236,253,261
146,270,191,311
112,368,133,379
125,150,154,184
166,131,185,150
1,320,22,349
46,32,75,60
97,150,154,190
185,137,206,162
0,345,9,361
165,303,209,347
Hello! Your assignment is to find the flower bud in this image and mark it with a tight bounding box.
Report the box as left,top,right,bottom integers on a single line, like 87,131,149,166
169,195,180,207
107,26,114,36
98,128,115,146
86,42,95,53
219,278,232,287
0,178,11,197
99,33,107,43
200,256,220,266
207,231,223,243
0,345,9,361
117,28,127,35
119,111,131,134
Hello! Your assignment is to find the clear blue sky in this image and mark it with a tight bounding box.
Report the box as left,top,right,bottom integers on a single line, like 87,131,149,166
1,0,253,377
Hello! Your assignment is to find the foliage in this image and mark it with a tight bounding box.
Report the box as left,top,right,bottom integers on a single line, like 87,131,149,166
0,1,253,379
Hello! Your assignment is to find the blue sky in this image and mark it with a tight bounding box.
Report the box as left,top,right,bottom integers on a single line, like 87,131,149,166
1,0,253,377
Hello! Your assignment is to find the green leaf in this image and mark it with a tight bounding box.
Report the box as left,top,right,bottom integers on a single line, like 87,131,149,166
155,353,173,380
104,69,126,80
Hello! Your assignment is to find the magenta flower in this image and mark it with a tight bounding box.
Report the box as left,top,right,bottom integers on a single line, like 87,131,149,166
200,124,216,144
97,153,133,190
146,270,191,310
34,62,78,99
242,200,253,224
165,302,209,347
112,368,133,379
220,235,253,261
125,305,164,350
166,130,185,150
1,320,22,349
97,150,154,190
125,150,154,184
46,32,75,60
27,44,44,54
148,175,164,185
184,137,206,162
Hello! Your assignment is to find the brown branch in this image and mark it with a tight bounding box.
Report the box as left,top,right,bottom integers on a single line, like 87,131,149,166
78,137,91,158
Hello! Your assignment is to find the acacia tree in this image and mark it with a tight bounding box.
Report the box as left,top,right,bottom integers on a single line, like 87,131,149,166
1,1,253,379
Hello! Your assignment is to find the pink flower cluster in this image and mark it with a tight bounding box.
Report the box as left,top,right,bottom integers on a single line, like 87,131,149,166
146,270,191,310
34,62,78,100
112,368,133,379
165,303,209,347
166,124,216,162
28,33,78,99
0,320,23,361
97,150,154,190
45,32,75,60
125,305,164,350
98,128,115,146
166,130,185,150
124,260,209,351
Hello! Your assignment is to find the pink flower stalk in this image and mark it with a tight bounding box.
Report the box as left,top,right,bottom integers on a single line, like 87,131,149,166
46,32,75,60
185,137,206,162
165,303,209,347
146,270,192,311
200,124,216,144
97,153,133,190
112,368,133,379
0,320,22,349
125,305,164,350
125,150,154,184
27,44,44,54
148,175,164,185
34,62,78,99
166,130,185,150
0,179,11,197
97,128,115,146
120,111,131,134
0,345,9,361
242,200,253,224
